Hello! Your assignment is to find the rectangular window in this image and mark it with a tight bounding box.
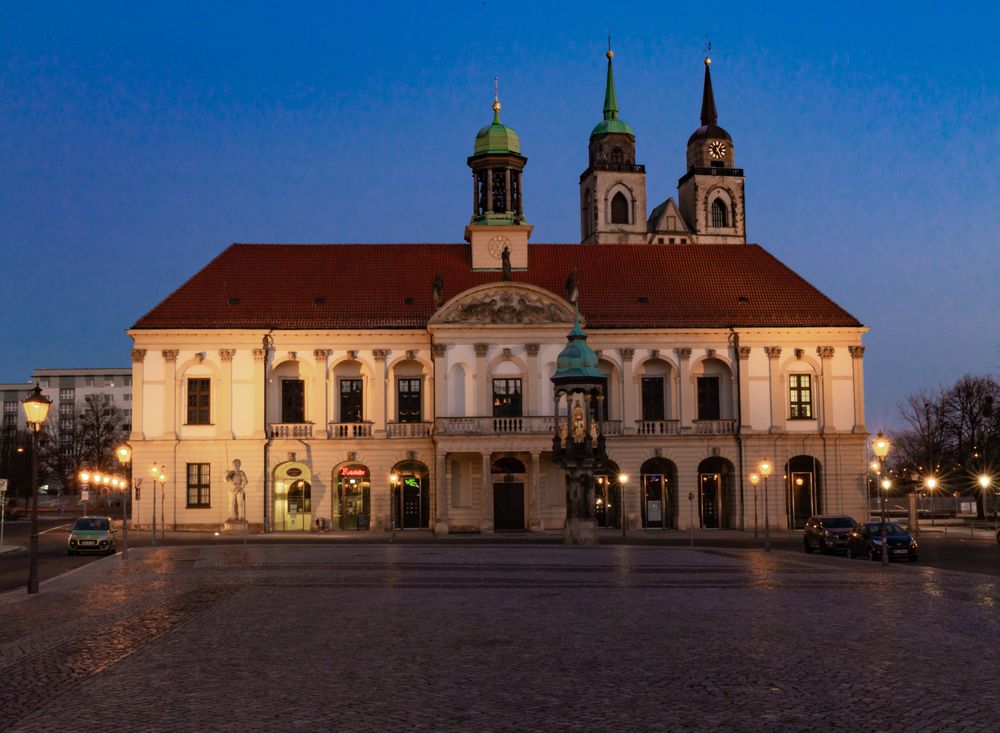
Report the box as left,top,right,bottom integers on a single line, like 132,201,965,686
85,376,94,387
492,378,522,417
104,376,114,387
697,377,721,420
789,374,813,419
124,376,132,386
187,378,211,424
397,379,422,423
59,388,75,401
282,379,306,423
187,463,211,508
59,403,74,416
641,377,665,421
3,401,17,414
339,379,363,423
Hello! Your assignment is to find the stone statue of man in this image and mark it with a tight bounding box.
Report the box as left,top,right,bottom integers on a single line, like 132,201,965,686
225,459,247,521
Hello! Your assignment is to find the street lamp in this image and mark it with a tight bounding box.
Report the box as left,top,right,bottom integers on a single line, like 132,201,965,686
977,474,992,531
150,464,166,546
749,472,760,539
618,472,629,538
758,460,772,552
872,432,891,566
389,471,400,541
115,444,131,559
22,383,51,594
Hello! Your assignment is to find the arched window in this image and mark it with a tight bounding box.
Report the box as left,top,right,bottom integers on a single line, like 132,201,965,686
711,198,729,228
582,188,591,236
611,191,629,224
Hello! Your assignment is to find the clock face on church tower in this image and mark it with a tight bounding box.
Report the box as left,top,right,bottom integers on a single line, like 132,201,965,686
708,141,728,159
487,236,510,259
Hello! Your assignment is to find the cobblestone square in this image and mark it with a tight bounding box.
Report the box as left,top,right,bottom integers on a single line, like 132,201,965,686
1,544,998,732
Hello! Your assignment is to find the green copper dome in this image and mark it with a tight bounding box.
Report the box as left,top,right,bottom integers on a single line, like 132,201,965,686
590,49,635,139
552,317,603,382
474,102,521,156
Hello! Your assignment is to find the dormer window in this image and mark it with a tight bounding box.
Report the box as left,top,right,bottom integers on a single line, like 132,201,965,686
711,198,729,228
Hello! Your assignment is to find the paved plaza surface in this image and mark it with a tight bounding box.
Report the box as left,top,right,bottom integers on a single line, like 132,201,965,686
1,543,998,732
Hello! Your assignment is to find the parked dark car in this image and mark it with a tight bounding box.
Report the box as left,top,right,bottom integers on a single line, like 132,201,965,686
803,515,856,554
846,522,918,562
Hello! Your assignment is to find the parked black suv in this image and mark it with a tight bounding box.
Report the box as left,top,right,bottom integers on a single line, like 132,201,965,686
803,515,856,554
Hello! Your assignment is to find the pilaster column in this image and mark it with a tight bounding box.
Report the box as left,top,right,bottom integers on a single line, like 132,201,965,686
619,348,635,434
738,346,751,431
676,348,692,431
529,450,543,531
474,344,489,415
219,349,236,438
372,350,389,437
764,347,784,433
313,350,332,434
816,346,835,432
525,343,539,415
849,345,866,433
130,349,146,440
252,348,267,438
432,344,446,421
480,452,493,533
162,350,179,439
435,452,449,534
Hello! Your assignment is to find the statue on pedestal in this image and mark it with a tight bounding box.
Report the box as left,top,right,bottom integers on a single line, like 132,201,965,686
225,459,247,522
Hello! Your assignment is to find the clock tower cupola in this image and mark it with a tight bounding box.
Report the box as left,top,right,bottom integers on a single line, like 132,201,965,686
465,82,533,271
677,56,746,244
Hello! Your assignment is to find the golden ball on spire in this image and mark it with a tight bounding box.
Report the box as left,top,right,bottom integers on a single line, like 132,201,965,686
606,49,614,60
492,99,501,113
704,56,712,66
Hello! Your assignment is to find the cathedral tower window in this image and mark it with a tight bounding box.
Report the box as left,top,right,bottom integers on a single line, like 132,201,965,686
611,146,624,165
611,191,629,224
711,198,729,228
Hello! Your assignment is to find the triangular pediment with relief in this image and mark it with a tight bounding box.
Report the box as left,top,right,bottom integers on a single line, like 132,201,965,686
430,282,575,326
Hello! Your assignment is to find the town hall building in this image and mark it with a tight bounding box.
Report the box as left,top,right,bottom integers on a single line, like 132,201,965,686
127,51,869,535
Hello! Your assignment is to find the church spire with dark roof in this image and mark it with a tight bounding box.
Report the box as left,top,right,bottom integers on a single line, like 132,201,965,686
700,56,718,126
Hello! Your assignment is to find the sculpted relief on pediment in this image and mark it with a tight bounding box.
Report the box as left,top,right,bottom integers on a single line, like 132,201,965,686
432,284,575,326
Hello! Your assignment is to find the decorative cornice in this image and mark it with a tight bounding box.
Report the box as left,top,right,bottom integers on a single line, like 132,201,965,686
764,346,782,360
474,343,489,357
252,348,266,362
619,348,634,361
675,348,692,361
130,348,146,363
525,343,540,356
432,344,446,358
816,346,835,359
313,349,332,361
848,345,866,359
219,349,236,362
372,349,389,362
162,350,179,362
432,283,574,325
738,346,751,360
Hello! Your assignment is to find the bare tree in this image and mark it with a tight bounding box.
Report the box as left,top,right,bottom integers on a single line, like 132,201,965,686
39,395,127,499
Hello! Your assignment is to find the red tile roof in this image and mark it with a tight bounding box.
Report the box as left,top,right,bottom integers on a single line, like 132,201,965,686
132,243,862,330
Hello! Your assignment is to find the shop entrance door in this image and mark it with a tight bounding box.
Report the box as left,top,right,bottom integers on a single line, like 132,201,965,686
699,473,721,529
642,475,665,529
401,478,422,529
493,483,525,530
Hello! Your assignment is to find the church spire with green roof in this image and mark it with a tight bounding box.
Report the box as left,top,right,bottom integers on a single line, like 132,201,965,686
590,46,634,139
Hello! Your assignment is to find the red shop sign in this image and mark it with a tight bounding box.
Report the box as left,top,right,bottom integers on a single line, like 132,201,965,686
339,466,368,478
286,468,303,477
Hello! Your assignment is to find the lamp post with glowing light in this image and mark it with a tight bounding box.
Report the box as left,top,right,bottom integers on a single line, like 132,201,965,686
115,445,131,559
977,475,992,531
389,471,399,541
758,461,772,551
22,384,51,594
749,472,760,539
150,464,166,545
618,472,629,537
872,432,891,565
925,476,939,527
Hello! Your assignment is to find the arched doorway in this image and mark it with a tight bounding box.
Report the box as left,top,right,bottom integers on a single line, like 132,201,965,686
640,457,677,529
492,456,526,531
334,463,371,530
697,457,735,529
786,455,822,529
392,460,429,530
594,461,622,529
274,462,312,532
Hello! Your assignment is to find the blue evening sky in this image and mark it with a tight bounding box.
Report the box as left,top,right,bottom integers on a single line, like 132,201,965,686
1,2,997,429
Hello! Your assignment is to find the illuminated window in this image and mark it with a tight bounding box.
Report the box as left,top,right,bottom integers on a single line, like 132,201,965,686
789,375,813,419
187,379,210,424
187,463,210,508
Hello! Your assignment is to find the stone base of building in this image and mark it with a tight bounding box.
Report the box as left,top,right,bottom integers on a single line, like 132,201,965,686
434,520,449,535
564,518,598,545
